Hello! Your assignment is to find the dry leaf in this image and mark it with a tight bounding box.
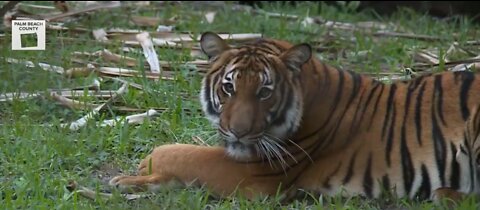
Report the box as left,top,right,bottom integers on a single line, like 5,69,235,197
204,11,216,24
156,25,174,32
93,28,108,41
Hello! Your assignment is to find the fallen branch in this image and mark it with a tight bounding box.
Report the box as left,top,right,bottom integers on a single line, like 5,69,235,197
412,57,480,69
130,16,176,27
0,1,20,18
60,82,128,131
105,77,143,90
67,180,150,201
107,32,262,45
100,49,137,67
5,58,64,74
136,32,161,73
44,1,122,21
192,136,209,146
50,92,98,110
49,90,119,99
0,92,40,102
98,67,174,80
99,109,159,127
372,31,445,41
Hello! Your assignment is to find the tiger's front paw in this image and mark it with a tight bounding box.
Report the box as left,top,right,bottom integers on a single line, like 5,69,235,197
108,175,149,193
108,173,181,193
108,176,127,187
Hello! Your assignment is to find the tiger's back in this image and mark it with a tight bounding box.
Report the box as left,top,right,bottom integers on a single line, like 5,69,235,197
295,69,480,200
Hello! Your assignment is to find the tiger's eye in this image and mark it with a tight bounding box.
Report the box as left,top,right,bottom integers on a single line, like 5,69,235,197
222,83,234,95
258,87,272,99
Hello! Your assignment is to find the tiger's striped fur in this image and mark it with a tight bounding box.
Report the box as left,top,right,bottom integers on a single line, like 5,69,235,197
109,32,480,202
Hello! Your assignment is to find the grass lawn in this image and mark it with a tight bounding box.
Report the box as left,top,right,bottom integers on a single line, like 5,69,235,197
1,1,479,209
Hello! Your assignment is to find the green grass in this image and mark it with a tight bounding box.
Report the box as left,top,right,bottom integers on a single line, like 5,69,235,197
1,1,480,209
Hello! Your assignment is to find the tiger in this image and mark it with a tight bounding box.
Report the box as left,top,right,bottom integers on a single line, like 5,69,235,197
108,31,480,203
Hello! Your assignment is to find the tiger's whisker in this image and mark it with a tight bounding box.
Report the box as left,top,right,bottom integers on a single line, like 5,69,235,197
259,140,275,169
265,136,298,164
264,133,313,163
261,139,281,170
262,137,289,171
263,137,294,170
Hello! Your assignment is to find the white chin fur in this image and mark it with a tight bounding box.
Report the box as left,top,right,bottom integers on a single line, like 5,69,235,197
226,143,254,160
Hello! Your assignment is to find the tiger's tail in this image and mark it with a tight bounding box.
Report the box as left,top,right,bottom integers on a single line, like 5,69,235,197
465,105,480,195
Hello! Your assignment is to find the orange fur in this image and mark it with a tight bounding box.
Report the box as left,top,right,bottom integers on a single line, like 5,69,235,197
110,32,480,202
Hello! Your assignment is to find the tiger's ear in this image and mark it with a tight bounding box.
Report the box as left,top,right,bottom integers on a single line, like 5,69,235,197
280,43,312,70
200,32,230,59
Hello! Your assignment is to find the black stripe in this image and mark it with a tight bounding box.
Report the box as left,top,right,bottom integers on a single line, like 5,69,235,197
385,103,397,166
381,84,397,141
307,71,364,158
399,81,416,195
460,145,467,155
414,83,427,146
347,87,367,140
416,164,431,200
363,153,374,198
433,75,447,126
450,142,460,190
409,75,426,90
431,101,446,186
343,150,358,184
368,85,385,130
321,71,362,148
321,63,331,92
271,85,292,126
459,72,474,121
256,56,272,70
295,69,343,142
361,82,381,116
330,70,345,113
357,82,381,128
400,121,414,195
346,70,362,95
321,71,345,118
203,77,218,115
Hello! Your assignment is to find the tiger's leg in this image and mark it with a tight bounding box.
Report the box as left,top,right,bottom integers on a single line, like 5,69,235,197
432,106,480,205
109,144,285,199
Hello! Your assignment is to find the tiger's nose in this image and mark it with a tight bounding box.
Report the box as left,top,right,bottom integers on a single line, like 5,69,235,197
230,127,250,139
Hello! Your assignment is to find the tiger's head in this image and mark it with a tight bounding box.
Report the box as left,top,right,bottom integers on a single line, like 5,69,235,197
199,32,312,160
